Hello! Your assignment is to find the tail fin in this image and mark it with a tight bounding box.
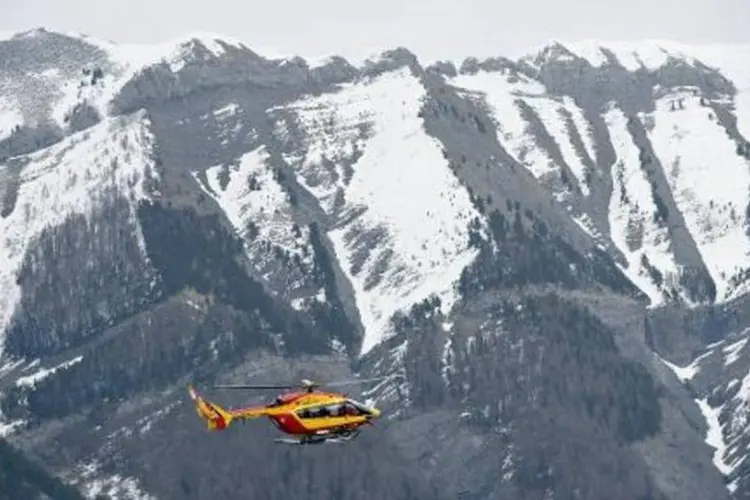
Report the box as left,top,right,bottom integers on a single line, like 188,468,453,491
188,385,233,430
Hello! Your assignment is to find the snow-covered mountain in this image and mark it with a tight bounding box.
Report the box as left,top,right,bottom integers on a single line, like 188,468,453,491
0,27,749,500
444,40,750,308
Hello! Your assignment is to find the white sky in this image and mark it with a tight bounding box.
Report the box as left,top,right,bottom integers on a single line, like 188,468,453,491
1,0,749,63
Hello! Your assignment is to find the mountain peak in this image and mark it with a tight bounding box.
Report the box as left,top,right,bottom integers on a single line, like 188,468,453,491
363,46,420,68
516,39,728,73
457,55,518,75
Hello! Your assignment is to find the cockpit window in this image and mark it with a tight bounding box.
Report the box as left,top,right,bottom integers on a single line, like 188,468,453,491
346,399,374,416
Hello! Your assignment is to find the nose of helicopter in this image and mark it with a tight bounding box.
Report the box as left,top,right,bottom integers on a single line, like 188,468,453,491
348,398,382,419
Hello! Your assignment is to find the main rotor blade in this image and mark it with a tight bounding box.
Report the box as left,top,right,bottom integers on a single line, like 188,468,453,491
322,376,391,388
214,384,296,390
214,375,394,390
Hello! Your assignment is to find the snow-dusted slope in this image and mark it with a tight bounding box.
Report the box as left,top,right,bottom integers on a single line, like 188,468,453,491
197,145,313,268
271,67,482,355
192,143,322,307
0,97,23,141
553,40,750,142
659,328,750,494
450,70,594,201
644,90,750,301
0,111,160,357
698,46,750,142
0,28,270,142
0,29,134,135
532,39,705,71
604,104,686,303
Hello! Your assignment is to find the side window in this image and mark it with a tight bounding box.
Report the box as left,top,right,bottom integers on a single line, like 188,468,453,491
326,404,345,417
297,405,330,419
297,403,363,419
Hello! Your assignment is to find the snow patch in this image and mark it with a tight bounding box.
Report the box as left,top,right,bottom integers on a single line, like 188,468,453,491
564,99,598,165
522,96,593,196
363,340,409,408
604,104,683,305
0,358,25,378
657,351,709,381
0,398,24,438
136,401,180,435
0,97,23,141
730,370,750,426
212,103,239,118
15,355,83,387
528,39,710,72
330,338,346,355
76,460,155,500
101,31,250,75
0,419,24,437
192,145,313,271
45,66,122,131
573,213,604,243
724,337,748,366
696,398,733,476
672,45,750,142
449,72,558,181
562,40,679,71
441,336,456,385
643,91,750,302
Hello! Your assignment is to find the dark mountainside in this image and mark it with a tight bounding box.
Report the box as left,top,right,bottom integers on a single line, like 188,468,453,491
0,438,85,500
0,29,748,500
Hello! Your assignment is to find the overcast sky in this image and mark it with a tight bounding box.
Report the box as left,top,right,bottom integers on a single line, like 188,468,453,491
1,0,749,63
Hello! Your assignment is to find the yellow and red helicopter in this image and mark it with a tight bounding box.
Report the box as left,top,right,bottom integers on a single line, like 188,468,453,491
187,377,387,445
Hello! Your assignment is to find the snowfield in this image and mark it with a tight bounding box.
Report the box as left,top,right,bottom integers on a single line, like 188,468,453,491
272,67,483,356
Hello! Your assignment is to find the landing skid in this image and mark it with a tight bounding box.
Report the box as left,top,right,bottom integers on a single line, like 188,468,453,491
273,438,317,445
274,430,361,445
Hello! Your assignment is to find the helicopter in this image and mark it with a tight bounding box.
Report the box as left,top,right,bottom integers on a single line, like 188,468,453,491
187,376,388,445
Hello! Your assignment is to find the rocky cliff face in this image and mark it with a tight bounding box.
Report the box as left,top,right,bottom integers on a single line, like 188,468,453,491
1,28,749,500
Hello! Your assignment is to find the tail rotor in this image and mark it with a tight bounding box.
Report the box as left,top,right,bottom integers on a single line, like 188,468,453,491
188,385,233,430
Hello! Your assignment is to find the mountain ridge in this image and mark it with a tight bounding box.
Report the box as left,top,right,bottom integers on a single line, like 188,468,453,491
4,27,748,320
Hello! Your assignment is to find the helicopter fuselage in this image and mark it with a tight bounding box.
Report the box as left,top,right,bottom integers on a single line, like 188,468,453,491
262,391,380,436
